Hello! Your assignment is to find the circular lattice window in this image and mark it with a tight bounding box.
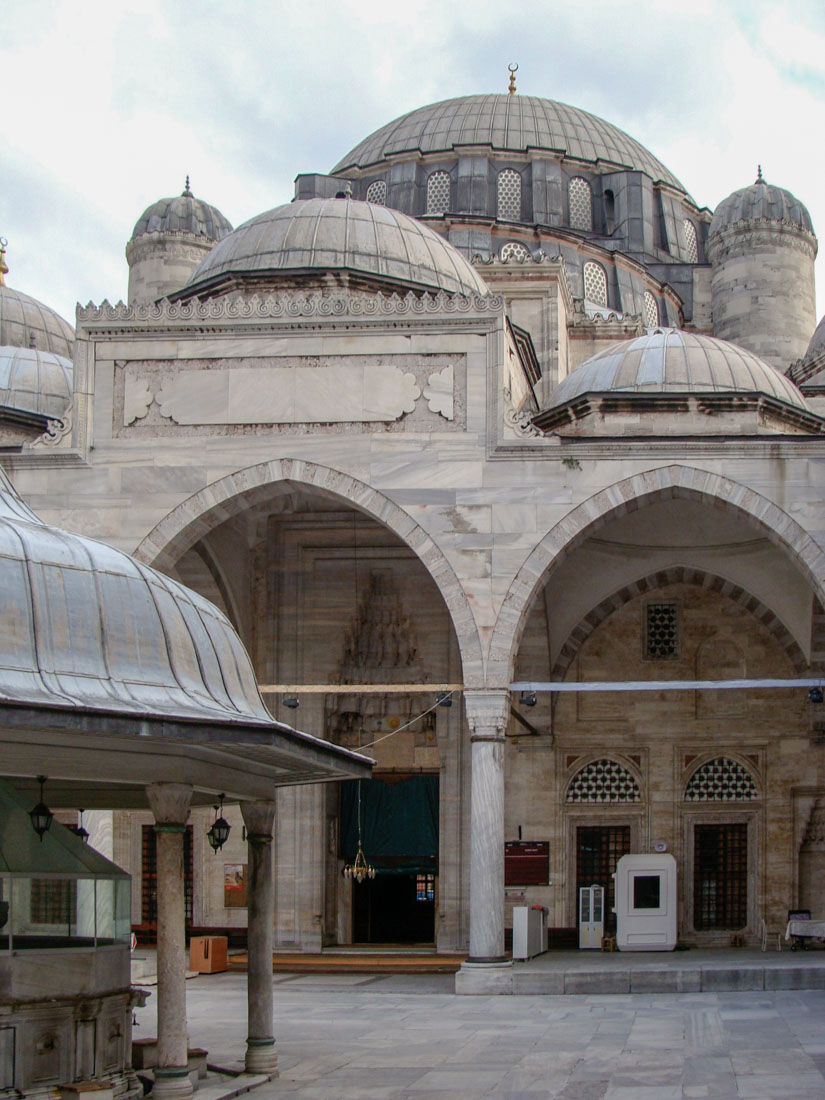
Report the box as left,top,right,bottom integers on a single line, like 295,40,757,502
566,758,641,803
684,757,758,801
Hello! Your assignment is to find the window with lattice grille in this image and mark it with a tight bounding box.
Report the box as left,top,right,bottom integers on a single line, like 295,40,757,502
685,758,758,802
500,241,531,262
567,758,641,803
683,219,698,263
569,177,592,230
426,171,450,214
583,261,608,307
365,180,386,205
694,823,748,929
645,602,678,659
643,291,659,328
497,169,521,221
30,879,77,925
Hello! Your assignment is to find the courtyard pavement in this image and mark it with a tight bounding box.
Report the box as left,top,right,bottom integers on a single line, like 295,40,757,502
134,969,825,1098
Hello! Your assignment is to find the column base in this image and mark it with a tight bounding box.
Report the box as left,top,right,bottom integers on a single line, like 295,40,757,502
464,956,511,966
150,1066,194,1100
245,1037,279,1076
455,958,513,995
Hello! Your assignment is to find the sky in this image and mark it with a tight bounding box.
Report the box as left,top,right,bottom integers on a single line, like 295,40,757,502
2,0,824,327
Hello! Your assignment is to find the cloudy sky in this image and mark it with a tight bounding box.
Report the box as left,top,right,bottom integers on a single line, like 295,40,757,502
2,0,824,326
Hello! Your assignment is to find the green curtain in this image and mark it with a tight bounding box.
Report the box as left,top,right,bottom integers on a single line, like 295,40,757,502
340,776,438,874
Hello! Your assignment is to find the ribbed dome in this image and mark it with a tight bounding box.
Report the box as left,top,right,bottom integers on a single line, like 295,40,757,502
710,176,814,236
131,182,233,243
184,198,490,297
0,465,272,724
332,94,686,192
807,316,825,358
547,329,810,411
0,346,72,419
0,283,74,359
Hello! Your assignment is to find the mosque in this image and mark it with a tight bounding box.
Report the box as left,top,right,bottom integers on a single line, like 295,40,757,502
4,72,825,1014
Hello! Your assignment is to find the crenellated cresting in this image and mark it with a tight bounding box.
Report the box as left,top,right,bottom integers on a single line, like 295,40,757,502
76,288,506,327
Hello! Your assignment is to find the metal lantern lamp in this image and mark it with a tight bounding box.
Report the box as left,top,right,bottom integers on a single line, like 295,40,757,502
206,793,231,852
29,775,54,841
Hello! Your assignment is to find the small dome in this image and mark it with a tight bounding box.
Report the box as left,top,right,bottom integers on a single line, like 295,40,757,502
332,94,686,193
130,180,233,243
183,197,490,297
710,173,814,236
547,329,810,412
0,346,72,419
0,465,272,724
807,316,825,359
0,283,74,359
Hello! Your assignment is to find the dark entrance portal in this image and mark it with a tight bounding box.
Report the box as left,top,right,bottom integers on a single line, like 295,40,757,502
576,825,630,934
341,775,438,945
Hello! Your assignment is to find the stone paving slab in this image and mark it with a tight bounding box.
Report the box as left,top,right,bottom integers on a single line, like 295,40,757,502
133,972,825,1098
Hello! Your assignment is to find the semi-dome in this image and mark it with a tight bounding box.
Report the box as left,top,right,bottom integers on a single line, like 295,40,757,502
0,464,272,724
807,315,825,359
547,329,810,410
0,346,72,419
0,281,74,360
332,94,686,192
709,172,814,236
130,179,233,243
182,197,490,297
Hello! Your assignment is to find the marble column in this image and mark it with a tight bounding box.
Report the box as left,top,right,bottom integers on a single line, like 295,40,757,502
240,800,278,1076
146,783,193,1100
464,689,510,964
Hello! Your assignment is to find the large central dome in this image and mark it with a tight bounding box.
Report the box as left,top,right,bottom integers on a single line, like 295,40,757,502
332,94,685,192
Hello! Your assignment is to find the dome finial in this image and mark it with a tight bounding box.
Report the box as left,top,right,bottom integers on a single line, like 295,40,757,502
0,238,8,287
508,63,518,95
755,164,765,185
182,174,192,197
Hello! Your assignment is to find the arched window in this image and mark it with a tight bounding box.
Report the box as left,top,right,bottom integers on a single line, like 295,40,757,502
643,291,659,328
497,169,521,221
569,177,592,231
426,171,450,215
583,261,608,307
566,758,641,803
500,241,531,263
683,219,698,264
685,757,758,802
365,179,386,205
604,188,615,235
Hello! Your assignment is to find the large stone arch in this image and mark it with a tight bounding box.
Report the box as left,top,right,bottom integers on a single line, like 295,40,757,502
490,464,825,685
134,456,484,686
550,565,809,681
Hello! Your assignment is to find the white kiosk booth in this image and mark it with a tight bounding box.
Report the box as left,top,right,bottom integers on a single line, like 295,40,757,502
614,853,677,951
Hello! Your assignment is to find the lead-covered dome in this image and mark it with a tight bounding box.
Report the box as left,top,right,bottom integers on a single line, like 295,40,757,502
182,197,490,297
0,464,272,723
0,346,72,419
130,180,233,243
807,316,825,359
710,174,814,236
548,329,810,410
332,94,686,192
0,283,74,359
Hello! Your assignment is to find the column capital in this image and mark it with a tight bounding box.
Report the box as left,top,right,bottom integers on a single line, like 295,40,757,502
146,783,193,827
241,799,276,840
464,688,510,740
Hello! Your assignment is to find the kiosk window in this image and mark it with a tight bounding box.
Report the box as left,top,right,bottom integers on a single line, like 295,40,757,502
633,875,661,909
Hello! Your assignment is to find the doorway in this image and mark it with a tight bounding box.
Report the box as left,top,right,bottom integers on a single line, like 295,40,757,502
341,775,438,945
576,825,630,934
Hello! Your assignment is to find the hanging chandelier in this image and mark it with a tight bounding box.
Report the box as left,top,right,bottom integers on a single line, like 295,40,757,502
343,780,376,883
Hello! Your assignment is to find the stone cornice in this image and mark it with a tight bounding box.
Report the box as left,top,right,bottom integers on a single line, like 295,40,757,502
707,218,818,260
77,289,506,335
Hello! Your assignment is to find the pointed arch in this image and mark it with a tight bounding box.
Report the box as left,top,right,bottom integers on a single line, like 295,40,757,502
490,464,825,685
134,457,484,686
550,566,809,682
